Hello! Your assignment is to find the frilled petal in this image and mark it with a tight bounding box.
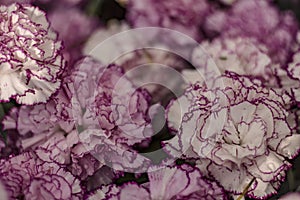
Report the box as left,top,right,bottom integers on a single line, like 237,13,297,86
0,152,82,199
203,0,298,64
127,0,210,41
92,165,227,200
192,37,272,80
76,129,152,173
49,8,96,65
88,184,150,200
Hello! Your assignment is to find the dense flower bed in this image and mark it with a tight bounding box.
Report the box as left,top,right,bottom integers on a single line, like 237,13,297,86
0,0,300,199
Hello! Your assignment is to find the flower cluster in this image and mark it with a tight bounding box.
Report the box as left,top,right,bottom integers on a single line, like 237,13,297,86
0,0,300,199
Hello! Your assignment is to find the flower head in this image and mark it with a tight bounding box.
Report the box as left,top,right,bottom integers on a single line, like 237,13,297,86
165,72,300,198
48,8,96,65
191,37,272,80
0,152,83,199
204,0,298,64
0,3,64,104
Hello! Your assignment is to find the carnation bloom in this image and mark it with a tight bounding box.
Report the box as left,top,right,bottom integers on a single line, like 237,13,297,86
69,57,154,172
0,152,82,199
0,3,64,104
126,0,210,42
49,8,96,65
88,164,227,200
2,57,154,174
2,91,75,153
165,73,300,198
204,0,298,64
69,58,153,145
186,36,299,103
84,21,190,105
190,37,272,81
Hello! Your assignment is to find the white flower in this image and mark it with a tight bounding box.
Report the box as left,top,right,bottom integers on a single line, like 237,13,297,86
165,73,300,198
185,37,272,86
0,3,64,105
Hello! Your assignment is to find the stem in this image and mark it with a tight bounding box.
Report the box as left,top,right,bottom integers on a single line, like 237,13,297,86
236,178,256,200
86,0,104,16
0,104,4,120
115,0,128,7
288,169,295,191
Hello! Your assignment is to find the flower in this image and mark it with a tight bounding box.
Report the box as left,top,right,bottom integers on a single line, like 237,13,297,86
48,8,96,65
88,164,227,200
84,21,190,105
83,21,132,65
126,0,210,42
190,36,272,81
70,57,153,146
0,3,65,104
24,161,82,200
204,0,298,64
2,57,154,174
185,36,299,104
67,57,154,173
2,92,75,152
0,0,32,5
75,129,152,173
165,72,300,198
0,152,82,199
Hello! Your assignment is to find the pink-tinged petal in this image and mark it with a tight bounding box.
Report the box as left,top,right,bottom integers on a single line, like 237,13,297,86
77,129,152,173
94,165,227,200
88,184,150,200
280,193,300,200
48,8,96,65
127,0,210,42
119,184,150,200
0,152,83,199
277,135,300,159
148,166,189,199
35,131,78,165
0,180,8,200
2,107,18,130
204,0,298,64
